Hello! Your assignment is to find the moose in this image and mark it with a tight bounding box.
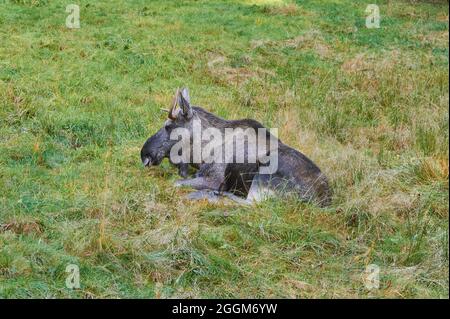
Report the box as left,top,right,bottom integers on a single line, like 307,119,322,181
141,88,331,206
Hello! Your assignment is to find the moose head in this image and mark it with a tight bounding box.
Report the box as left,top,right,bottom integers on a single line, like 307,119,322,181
140,88,194,176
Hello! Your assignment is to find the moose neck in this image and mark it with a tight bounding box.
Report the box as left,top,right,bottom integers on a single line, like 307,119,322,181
192,106,230,129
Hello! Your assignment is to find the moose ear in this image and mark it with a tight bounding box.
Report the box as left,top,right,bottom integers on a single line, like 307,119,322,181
181,87,190,105
168,88,180,120
178,87,193,118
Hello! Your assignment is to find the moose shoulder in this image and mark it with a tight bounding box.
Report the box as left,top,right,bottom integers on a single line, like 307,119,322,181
141,88,331,207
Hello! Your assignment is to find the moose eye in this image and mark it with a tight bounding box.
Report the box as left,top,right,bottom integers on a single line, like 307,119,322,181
164,122,174,131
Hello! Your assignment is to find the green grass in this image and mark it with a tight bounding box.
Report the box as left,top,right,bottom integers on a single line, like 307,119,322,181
0,0,448,298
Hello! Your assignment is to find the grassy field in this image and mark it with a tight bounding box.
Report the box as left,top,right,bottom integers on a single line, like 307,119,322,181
0,0,448,298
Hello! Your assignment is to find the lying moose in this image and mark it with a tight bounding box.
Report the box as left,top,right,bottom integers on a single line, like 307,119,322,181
141,88,331,207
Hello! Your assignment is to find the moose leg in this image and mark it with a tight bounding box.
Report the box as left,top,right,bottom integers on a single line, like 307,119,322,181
185,190,221,203
174,176,222,191
186,190,251,205
246,173,276,202
175,163,226,190
177,163,189,178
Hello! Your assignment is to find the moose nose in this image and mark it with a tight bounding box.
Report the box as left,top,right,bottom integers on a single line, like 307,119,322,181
142,157,151,167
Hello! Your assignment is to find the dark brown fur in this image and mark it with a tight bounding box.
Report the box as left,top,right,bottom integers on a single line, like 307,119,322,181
141,88,331,206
